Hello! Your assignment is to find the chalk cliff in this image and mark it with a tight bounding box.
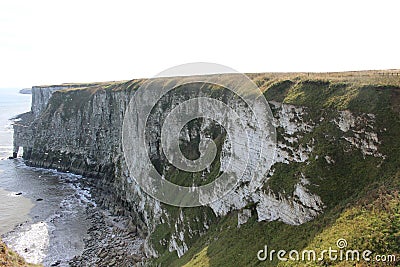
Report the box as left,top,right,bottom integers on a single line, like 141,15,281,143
13,73,400,264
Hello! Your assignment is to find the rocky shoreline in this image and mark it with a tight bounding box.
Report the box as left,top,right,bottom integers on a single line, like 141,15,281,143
2,159,147,267
57,173,148,267
8,156,149,267
68,204,145,267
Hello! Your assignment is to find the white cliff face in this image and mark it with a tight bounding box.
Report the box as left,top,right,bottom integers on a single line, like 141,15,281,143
271,101,314,135
237,209,252,227
253,185,322,225
13,85,72,154
15,84,386,259
208,102,321,225
31,83,108,118
167,210,189,258
335,111,383,158
205,104,385,230
272,101,315,164
31,86,68,117
336,110,355,132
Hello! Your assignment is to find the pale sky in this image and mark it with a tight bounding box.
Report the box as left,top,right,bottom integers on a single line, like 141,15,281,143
0,0,399,88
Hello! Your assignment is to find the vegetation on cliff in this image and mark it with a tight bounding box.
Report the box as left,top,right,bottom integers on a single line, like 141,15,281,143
20,70,400,266
0,239,41,267
150,71,400,266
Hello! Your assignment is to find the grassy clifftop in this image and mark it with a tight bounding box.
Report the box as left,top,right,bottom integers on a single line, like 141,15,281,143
54,69,400,113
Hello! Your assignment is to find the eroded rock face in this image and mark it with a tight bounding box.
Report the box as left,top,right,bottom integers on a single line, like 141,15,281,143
31,86,62,117
13,82,385,258
208,101,321,224
334,111,383,158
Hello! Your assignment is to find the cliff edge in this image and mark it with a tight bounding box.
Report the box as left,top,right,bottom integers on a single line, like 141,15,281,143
13,71,400,266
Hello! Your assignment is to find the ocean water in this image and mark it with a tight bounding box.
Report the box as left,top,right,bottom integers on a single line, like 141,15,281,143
0,89,92,266
0,88,32,234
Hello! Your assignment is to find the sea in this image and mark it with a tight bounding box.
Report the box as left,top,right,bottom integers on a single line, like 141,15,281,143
0,88,93,266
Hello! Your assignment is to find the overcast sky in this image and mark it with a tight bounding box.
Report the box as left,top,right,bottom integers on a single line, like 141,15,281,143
0,0,399,88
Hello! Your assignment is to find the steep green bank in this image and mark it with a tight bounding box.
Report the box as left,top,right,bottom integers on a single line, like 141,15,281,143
0,239,42,267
